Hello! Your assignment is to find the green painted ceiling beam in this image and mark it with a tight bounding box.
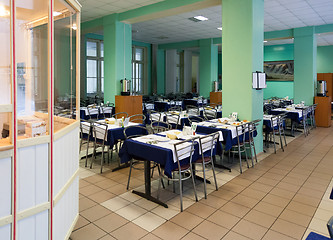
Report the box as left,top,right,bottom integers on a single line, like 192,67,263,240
264,29,294,40
315,24,333,34
158,40,200,50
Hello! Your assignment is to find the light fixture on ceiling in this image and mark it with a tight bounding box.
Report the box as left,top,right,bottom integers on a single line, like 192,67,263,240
72,24,77,30
54,11,62,17
0,5,9,17
263,40,268,43
188,15,209,22
217,27,222,31
132,30,138,34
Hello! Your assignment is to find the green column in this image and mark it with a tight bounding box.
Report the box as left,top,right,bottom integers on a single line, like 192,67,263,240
222,0,264,152
103,14,132,103
199,39,218,97
157,49,165,94
294,27,317,105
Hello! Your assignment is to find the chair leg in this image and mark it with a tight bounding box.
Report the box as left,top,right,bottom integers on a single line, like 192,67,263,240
244,144,249,169
126,159,133,190
100,144,105,174
85,140,89,167
238,145,243,174
202,163,207,199
211,160,218,191
278,129,284,152
190,166,198,202
252,142,258,164
179,172,183,212
248,143,254,167
272,131,277,154
157,165,165,189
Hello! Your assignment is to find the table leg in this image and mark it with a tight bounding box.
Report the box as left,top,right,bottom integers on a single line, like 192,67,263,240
132,160,168,208
213,155,231,172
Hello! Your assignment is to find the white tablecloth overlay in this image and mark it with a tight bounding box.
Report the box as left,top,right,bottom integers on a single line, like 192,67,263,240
272,108,302,118
263,114,278,127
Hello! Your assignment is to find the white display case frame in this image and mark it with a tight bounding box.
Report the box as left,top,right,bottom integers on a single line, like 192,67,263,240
0,0,81,239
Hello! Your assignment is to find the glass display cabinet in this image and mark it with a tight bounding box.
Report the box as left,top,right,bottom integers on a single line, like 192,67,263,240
0,0,81,239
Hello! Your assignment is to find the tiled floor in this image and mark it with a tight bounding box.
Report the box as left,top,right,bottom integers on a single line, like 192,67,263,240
71,125,333,240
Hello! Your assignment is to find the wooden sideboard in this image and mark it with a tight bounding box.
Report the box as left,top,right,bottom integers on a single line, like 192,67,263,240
317,73,333,98
314,96,331,127
115,95,142,117
210,91,222,105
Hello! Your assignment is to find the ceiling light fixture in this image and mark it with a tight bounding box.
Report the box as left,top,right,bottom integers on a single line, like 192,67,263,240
53,11,62,17
0,5,9,17
72,24,77,30
217,27,222,31
263,40,268,43
194,15,208,21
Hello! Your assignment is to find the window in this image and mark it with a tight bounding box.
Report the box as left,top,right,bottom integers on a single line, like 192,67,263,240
132,46,146,94
86,39,104,96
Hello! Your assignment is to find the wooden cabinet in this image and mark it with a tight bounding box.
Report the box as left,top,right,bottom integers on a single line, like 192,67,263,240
317,73,333,98
210,91,222,105
314,96,331,127
115,95,142,117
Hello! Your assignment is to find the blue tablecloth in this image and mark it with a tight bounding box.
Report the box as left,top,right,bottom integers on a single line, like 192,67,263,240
119,138,201,178
80,108,114,120
199,110,222,119
270,109,302,123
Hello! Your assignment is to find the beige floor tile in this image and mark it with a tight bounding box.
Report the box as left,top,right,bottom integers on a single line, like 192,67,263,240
286,201,317,217
115,203,147,221
230,194,260,208
270,187,296,200
110,222,148,240
219,201,251,218
134,198,159,211
210,189,238,201
101,196,130,212
313,208,333,221
229,177,253,187
262,230,297,240
232,219,268,240
80,205,113,222
79,197,97,212
279,209,312,227
243,209,277,228
240,187,267,200
87,190,115,203
221,231,249,240
192,220,229,240
151,205,180,220
106,183,128,195
271,219,306,239
293,193,322,207
132,212,166,232
79,179,91,189
119,191,143,202
73,215,90,231
276,181,301,193
318,200,333,211
152,221,188,240
253,201,284,217
140,233,162,240
248,182,274,193
170,211,203,230
309,217,331,235
70,223,107,240
99,234,117,240
207,210,240,229
262,193,291,208
185,201,216,219
181,232,206,240
80,184,104,196
84,174,108,184
298,186,325,199
220,182,246,193
94,178,119,188
94,213,129,233
198,194,228,209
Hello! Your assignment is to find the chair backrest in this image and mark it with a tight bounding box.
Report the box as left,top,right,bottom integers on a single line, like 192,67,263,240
151,121,171,133
100,104,114,119
203,107,217,120
188,115,205,125
79,120,92,138
129,114,146,124
173,138,197,171
198,132,219,158
123,125,148,139
270,115,279,130
165,112,180,129
92,121,108,143
277,113,286,128
169,106,182,112
247,120,260,141
186,105,200,116
87,105,98,119
235,123,247,145
112,112,129,119
148,110,161,122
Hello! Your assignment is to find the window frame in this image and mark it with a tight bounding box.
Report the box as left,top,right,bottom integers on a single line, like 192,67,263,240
132,45,147,95
86,39,104,97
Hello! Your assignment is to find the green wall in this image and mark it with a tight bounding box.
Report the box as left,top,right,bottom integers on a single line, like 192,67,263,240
317,45,333,73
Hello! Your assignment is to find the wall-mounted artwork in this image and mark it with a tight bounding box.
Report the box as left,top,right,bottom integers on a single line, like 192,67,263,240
264,60,294,81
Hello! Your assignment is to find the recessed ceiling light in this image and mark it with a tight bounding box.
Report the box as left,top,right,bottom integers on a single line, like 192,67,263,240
194,15,208,21
72,24,77,30
0,5,9,17
217,27,222,31
263,40,268,43
53,11,62,16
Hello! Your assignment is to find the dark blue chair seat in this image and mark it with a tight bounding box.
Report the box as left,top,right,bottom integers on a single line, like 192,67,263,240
305,232,330,240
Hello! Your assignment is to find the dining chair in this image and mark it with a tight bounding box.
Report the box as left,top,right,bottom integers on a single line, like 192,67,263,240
151,121,172,133
187,115,205,125
300,107,310,137
203,106,217,120
186,105,200,116
147,109,162,123
129,114,146,124
157,138,198,212
87,104,98,120
244,119,261,165
112,112,129,119
165,112,181,129
169,106,182,112
230,123,250,173
100,103,114,118
79,120,93,167
269,114,284,154
193,132,219,199
123,125,162,190
90,121,109,173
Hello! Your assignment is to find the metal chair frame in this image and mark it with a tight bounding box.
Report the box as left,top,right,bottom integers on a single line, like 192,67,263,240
151,121,172,133
230,123,250,173
90,121,109,173
129,114,146,124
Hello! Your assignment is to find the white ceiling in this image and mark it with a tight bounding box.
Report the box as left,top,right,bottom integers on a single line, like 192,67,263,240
79,0,333,46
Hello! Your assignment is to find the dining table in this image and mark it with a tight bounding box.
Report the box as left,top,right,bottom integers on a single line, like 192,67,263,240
119,129,219,207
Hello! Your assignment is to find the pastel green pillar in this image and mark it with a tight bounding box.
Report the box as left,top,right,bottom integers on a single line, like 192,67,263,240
294,27,317,105
157,49,165,94
199,39,218,97
222,0,264,153
103,14,132,103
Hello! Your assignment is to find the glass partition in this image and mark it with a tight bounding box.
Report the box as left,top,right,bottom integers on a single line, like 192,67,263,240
15,0,49,138
54,0,77,131
0,0,11,105
0,112,11,147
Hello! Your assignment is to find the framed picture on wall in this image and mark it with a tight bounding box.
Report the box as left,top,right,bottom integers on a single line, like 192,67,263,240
264,60,294,81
